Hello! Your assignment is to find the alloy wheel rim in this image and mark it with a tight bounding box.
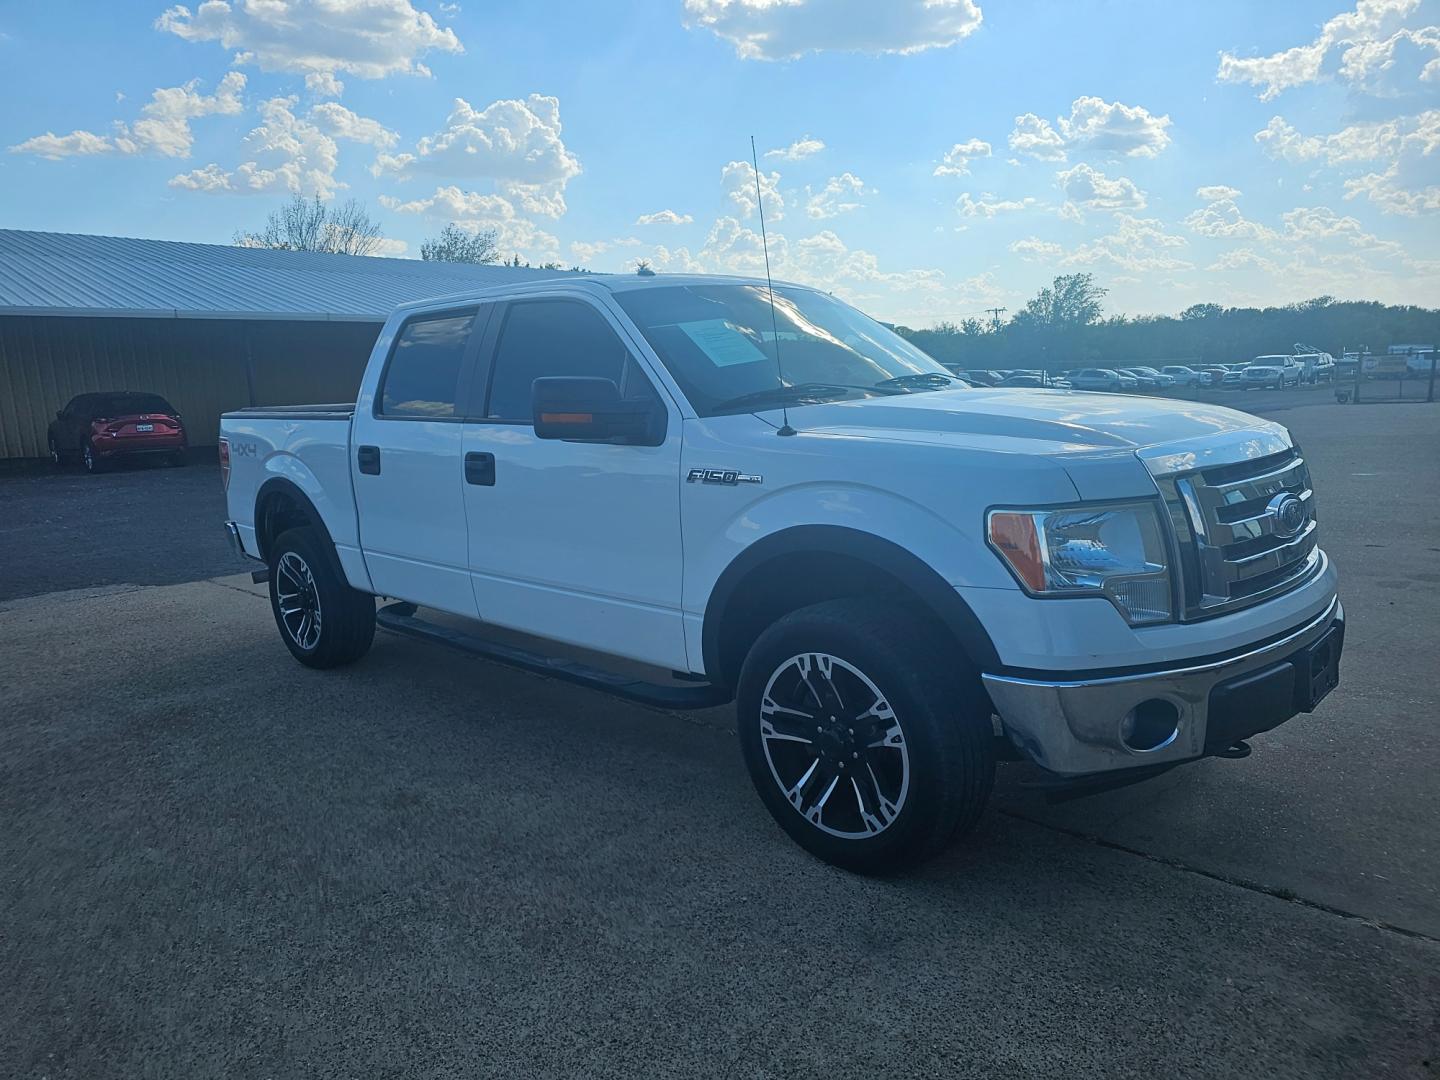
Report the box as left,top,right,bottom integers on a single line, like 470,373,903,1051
276,552,323,651
759,652,910,840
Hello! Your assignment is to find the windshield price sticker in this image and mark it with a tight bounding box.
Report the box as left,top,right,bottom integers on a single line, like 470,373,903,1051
677,319,769,368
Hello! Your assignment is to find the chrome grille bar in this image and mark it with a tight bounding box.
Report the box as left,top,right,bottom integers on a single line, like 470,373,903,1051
1157,447,1321,619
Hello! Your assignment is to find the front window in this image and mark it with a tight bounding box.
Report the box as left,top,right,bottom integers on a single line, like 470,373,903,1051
612,283,960,417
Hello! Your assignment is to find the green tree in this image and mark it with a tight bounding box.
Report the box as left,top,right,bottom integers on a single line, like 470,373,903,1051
420,223,499,264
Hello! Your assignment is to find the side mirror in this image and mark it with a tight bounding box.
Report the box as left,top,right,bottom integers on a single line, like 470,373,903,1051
532,377,665,446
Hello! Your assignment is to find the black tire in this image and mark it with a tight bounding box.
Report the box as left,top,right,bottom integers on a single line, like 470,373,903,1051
267,526,376,669
167,451,186,467
736,597,995,874
81,440,103,473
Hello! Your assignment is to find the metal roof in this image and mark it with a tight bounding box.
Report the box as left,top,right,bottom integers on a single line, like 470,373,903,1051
0,229,575,322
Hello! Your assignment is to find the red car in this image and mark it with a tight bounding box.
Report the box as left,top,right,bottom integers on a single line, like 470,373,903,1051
48,391,188,472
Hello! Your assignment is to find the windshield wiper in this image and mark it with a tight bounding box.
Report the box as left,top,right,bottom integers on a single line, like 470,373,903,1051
709,382,893,414
874,371,966,391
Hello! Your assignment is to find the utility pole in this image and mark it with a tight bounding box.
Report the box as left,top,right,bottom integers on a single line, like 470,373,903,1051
985,306,1007,333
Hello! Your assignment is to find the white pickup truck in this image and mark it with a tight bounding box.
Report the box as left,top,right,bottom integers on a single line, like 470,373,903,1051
221,273,1343,873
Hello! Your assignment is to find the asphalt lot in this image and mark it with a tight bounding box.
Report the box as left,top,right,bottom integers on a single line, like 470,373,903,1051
2,396,1438,1078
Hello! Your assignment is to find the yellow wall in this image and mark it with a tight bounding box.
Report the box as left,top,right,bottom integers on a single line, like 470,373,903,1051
0,316,380,459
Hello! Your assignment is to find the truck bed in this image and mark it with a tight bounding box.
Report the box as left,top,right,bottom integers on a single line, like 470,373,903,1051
223,403,355,421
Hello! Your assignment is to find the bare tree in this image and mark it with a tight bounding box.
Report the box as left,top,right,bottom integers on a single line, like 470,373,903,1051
420,223,500,264
234,194,384,256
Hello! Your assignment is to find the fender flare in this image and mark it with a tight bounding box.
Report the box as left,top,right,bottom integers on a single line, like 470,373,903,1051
700,524,1001,686
253,477,333,561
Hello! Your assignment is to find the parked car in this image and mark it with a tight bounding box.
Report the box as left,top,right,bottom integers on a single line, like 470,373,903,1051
1128,366,1177,389
997,374,1070,388
1067,368,1134,392
1294,352,1335,383
1242,356,1304,390
1118,368,1161,391
220,273,1342,873
1197,366,1229,387
48,390,187,472
1221,364,1249,389
1160,365,1203,387
963,369,1002,386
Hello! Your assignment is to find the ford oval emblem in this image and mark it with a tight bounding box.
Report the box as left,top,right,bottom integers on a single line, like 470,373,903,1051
1267,492,1306,538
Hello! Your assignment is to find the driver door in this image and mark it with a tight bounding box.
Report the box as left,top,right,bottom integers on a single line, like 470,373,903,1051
460,295,688,671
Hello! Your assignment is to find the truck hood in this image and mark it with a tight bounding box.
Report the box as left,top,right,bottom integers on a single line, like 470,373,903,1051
774,388,1281,452
768,388,1290,501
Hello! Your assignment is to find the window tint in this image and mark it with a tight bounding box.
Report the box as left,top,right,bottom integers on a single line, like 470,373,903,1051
379,311,475,417
486,300,640,421
87,393,174,417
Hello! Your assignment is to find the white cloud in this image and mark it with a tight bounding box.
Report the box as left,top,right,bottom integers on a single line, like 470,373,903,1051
1183,190,1276,240
370,237,410,258
1061,214,1190,272
804,172,867,218
766,135,825,160
1010,237,1063,260
305,72,345,98
683,0,982,60
934,138,992,176
957,192,1037,217
636,209,694,225
9,72,245,159
1008,96,1171,162
381,185,561,263
568,236,643,263
1056,162,1147,212
169,95,341,197
374,95,581,218
155,0,462,78
1217,0,1437,100
1255,109,1440,215
1008,114,1066,161
308,102,398,149
1196,184,1243,201
721,159,785,220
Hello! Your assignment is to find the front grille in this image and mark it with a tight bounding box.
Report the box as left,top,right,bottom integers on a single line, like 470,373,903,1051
1159,448,1321,619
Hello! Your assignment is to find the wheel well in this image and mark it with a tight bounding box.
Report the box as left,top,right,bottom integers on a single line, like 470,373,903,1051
254,483,324,562
708,550,959,692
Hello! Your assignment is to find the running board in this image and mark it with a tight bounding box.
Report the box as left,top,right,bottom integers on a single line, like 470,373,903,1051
375,602,733,710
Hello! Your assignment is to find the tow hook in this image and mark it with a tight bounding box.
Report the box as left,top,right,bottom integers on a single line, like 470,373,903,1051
1213,740,1252,760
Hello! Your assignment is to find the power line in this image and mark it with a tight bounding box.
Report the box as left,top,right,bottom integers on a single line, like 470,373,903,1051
986,306,1008,332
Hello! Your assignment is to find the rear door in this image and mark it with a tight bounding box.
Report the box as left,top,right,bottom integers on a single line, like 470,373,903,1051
459,294,688,670
350,305,489,616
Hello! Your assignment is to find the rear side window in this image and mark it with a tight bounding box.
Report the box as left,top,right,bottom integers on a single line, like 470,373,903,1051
379,311,475,418
484,300,640,421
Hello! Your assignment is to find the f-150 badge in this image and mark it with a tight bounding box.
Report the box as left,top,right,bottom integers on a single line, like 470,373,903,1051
688,468,763,486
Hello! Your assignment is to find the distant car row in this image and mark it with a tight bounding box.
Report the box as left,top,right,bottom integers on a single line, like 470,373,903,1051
948,355,1335,393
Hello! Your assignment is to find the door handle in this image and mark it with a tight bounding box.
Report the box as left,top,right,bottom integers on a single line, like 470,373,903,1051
465,451,496,486
357,445,381,475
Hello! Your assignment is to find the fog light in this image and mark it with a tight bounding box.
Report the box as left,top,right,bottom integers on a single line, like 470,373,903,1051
1119,699,1180,752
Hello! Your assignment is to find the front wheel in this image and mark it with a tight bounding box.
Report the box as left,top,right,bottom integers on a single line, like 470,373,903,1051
267,527,375,668
81,441,103,473
737,598,995,874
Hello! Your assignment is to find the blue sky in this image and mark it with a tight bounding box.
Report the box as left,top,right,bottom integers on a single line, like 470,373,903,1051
2,0,1436,325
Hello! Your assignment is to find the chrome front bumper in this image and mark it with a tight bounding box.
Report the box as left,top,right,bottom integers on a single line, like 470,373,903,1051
982,596,1342,777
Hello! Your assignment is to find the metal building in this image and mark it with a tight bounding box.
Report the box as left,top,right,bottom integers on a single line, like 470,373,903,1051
0,230,567,459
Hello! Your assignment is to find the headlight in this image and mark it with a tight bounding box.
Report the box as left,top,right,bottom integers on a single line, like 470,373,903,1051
986,502,1174,625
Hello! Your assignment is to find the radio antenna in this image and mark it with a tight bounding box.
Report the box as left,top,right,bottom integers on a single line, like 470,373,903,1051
751,135,795,436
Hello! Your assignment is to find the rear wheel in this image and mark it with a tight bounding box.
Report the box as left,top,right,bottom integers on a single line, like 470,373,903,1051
267,526,375,668
737,597,995,874
81,441,103,473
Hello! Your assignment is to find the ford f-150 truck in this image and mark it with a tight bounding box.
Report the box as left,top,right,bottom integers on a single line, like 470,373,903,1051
220,273,1343,873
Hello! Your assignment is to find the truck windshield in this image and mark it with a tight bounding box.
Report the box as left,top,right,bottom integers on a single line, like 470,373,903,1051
613,283,960,417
